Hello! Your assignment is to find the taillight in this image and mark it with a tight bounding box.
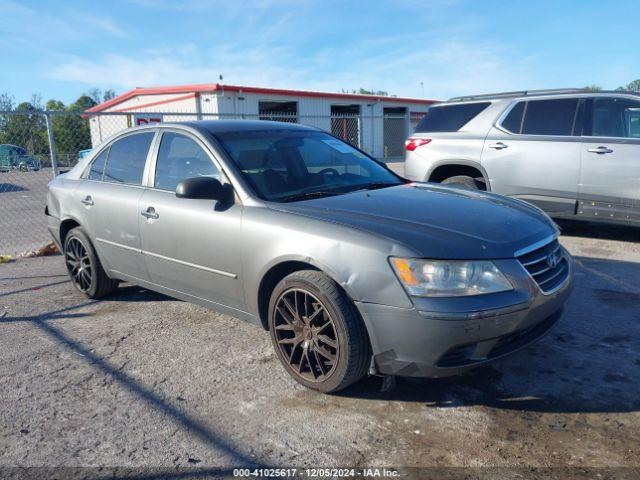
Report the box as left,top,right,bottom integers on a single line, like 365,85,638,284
405,137,432,151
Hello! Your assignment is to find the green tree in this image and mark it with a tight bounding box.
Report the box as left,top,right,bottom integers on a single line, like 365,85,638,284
103,89,116,101
50,95,97,161
46,99,65,111
0,102,48,155
584,85,602,91
0,93,15,133
617,79,640,92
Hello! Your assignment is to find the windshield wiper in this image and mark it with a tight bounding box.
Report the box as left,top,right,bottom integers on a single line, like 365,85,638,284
276,190,342,203
348,182,400,192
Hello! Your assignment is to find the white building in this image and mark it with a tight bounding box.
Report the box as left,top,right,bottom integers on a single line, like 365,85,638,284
86,83,437,159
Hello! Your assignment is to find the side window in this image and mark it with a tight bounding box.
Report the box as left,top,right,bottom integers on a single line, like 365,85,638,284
154,132,220,191
587,97,640,138
103,132,154,185
501,101,525,133
522,99,578,136
86,148,109,180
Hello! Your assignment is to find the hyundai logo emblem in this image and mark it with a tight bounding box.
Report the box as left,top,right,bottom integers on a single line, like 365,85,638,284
546,251,560,269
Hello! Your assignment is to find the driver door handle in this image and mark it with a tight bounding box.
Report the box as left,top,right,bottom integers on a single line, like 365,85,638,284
587,146,613,154
141,207,159,220
80,195,94,206
488,142,508,150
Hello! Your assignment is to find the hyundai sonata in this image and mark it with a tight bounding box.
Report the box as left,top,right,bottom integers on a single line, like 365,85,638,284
46,121,572,392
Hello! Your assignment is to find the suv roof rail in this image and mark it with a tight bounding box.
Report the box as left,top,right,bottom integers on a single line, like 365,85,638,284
447,88,592,102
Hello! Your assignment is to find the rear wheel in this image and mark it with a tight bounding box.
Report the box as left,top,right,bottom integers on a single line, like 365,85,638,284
64,227,118,298
268,270,370,393
441,175,485,190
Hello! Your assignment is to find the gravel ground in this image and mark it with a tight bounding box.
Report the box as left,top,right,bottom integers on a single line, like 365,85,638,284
1,164,639,478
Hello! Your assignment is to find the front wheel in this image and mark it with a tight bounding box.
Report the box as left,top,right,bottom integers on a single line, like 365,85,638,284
268,270,371,393
64,227,118,298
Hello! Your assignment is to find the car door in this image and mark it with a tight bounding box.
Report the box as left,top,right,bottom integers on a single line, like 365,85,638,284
74,131,156,281
578,96,640,222
139,130,245,311
481,98,582,215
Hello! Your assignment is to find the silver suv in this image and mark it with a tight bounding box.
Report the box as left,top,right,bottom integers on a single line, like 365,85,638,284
404,89,640,226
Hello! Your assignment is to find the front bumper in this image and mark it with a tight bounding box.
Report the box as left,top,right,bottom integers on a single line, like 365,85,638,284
355,253,573,378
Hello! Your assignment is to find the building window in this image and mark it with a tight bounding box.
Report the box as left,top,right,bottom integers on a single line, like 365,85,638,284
258,101,298,123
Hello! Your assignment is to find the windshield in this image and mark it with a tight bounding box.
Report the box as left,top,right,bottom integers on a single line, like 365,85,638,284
214,129,403,201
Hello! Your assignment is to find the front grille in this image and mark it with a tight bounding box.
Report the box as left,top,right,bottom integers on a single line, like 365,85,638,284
516,238,569,293
488,313,559,359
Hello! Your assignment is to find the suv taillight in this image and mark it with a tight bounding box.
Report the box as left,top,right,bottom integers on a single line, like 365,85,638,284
405,137,432,151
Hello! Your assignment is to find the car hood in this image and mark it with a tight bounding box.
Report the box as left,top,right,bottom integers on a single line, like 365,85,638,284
269,183,557,259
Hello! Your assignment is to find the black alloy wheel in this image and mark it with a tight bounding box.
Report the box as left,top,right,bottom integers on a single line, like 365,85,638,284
272,288,339,383
65,236,92,292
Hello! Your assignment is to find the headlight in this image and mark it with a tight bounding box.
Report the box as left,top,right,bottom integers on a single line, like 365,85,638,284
390,258,513,297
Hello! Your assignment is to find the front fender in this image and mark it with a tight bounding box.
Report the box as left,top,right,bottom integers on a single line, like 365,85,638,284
241,207,416,317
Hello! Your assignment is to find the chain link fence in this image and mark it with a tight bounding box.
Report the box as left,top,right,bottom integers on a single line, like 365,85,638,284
0,110,412,257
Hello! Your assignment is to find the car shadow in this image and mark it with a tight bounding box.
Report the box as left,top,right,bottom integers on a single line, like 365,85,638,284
0,277,172,302
339,255,640,414
0,183,28,193
557,219,639,243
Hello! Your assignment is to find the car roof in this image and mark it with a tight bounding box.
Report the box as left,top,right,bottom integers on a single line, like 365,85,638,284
446,88,640,103
175,120,318,135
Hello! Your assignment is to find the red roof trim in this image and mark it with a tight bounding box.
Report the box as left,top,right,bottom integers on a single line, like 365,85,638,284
110,92,196,112
86,83,438,112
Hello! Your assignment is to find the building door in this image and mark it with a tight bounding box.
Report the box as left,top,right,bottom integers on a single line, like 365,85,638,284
383,107,407,158
331,105,360,147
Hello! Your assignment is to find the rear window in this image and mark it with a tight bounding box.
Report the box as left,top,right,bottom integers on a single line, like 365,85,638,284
414,102,491,133
103,132,154,185
501,101,525,133
521,99,578,136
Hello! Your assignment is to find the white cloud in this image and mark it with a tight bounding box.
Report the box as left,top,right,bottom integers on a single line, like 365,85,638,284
48,34,535,101
74,14,129,39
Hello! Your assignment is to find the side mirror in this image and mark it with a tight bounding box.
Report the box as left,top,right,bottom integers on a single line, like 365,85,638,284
175,177,233,202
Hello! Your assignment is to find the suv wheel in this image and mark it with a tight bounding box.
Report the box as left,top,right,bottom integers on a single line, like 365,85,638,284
64,227,118,298
441,175,485,190
268,270,370,393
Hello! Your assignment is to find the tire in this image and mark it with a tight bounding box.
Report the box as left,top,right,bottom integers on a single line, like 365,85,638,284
441,175,485,190
64,227,118,299
268,270,371,393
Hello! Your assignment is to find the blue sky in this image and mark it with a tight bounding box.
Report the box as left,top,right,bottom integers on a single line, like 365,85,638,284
1,0,639,105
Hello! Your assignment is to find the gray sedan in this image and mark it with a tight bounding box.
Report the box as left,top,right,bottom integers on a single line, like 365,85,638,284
46,121,573,393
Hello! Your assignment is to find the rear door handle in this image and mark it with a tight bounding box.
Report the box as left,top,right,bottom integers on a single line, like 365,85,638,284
488,142,508,150
80,195,94,206
587,146,613,154
141,207,159,220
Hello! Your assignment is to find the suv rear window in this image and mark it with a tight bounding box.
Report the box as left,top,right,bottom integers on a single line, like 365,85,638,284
414,102,491,133
501,101,525,133
522,99,578,136
500,98,579,136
